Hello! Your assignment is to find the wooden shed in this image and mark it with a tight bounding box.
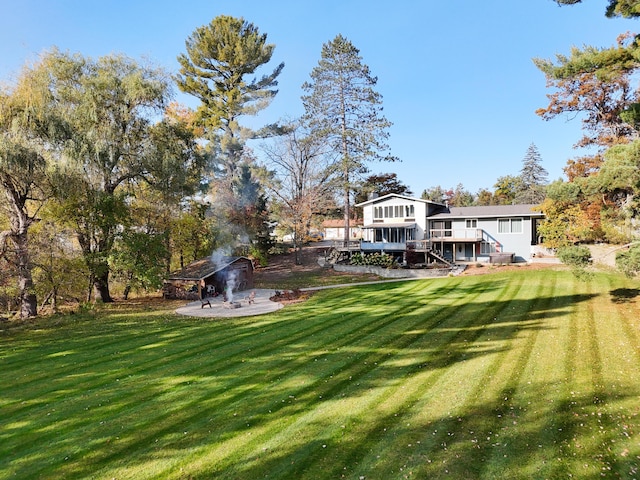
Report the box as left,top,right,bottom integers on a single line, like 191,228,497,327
163,256,254,300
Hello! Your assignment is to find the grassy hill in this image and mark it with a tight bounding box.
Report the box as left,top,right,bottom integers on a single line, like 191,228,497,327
1,269,639,479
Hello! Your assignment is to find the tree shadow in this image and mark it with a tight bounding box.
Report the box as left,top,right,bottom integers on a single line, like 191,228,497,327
610,287,640,304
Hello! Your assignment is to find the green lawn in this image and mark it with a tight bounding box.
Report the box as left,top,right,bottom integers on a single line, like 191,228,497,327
1,269,639,479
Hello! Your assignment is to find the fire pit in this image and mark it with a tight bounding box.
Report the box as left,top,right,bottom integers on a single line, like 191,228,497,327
223,302,241,309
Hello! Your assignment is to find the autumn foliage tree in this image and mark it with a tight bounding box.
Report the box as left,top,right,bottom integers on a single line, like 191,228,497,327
535,27,640,245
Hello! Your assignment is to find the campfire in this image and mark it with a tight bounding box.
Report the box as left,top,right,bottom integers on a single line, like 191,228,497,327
223,301,241,309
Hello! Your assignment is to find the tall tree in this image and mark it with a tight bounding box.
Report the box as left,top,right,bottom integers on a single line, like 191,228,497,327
176,15,284,247
554,0,640,18
493,175,525,205
262,120,335,264
302,34,396,246
45,50,172,303
354,173,413,205
516,143,548,204
535,11,640,245
421,185,448,203
0,57,56,318
534,33,640,151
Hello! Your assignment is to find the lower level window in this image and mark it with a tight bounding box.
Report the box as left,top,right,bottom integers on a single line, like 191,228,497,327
480,241,496,254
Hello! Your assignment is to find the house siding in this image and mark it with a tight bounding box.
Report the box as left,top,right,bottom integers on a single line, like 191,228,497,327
357,194,543,263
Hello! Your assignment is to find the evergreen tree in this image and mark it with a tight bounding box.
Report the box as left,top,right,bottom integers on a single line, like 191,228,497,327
176,15,283,177
517,143,548,204
302,34,396,245
176,15,283,248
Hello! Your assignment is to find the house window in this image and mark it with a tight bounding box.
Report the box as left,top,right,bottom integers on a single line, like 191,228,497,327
511,218,522,233
480,241,496,254
465,219,477,228
374,207,383,219
431,220,452,237
498,218,523,234
405,205,414,218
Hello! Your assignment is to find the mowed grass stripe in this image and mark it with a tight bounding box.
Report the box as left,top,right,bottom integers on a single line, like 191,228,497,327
2,270,640,480
207,274,527,479
89,278,502,478
87,276,502,478
3,282,444,476
349,269,540,479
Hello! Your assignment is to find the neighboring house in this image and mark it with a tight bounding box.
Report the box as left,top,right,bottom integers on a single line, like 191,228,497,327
355,194,544,263
322,218,363,241
164,256,254,300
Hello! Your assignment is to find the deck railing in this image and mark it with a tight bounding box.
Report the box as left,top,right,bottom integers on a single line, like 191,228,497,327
429,228,483,240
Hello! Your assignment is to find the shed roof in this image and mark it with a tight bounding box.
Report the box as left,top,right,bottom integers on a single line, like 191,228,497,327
167,256,251,281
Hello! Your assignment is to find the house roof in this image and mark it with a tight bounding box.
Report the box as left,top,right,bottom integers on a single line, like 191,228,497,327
322,219,363,228
167,256,251,281
355,193,445,207
429,204,543,219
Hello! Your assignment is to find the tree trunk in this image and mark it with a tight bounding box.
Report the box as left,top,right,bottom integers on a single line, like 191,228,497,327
15,230,37,318
343,161,351,249
93,268,113,303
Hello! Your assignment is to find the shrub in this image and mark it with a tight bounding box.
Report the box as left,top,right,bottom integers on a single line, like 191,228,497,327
616,244,640,277
350,252,394,268
557,245,592,280
557,245,592,267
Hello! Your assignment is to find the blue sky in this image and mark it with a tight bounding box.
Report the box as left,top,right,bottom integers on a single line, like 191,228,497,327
1,1,633,195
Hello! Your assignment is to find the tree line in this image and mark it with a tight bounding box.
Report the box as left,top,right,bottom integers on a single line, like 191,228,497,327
3,2,640,318
0,16,396,317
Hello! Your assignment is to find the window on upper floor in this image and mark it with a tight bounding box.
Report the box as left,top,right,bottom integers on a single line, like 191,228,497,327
405,205,414,217
498,218,523,234
465,219,477,228
375,204,415,219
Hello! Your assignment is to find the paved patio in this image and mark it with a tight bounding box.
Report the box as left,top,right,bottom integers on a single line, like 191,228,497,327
174,289,283,318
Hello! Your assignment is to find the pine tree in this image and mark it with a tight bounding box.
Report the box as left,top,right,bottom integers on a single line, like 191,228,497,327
176,15,284,179
302,34,396,245
517,143,548,204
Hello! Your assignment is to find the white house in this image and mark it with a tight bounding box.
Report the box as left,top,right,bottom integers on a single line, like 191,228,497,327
322,218,363,241
355,194,544,263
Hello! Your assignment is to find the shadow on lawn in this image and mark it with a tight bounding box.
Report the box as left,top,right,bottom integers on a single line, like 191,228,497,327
227,383,640,479
610,287,640,304
2,275,620,479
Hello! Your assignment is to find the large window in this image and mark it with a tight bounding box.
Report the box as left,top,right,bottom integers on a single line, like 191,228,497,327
498,218,523,234
375,204,415,220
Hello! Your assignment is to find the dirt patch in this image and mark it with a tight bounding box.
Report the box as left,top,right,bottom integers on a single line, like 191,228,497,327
254,245,331,282
270,288,317,305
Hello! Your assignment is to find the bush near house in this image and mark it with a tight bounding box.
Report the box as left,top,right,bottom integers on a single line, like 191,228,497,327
349,251,395,268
